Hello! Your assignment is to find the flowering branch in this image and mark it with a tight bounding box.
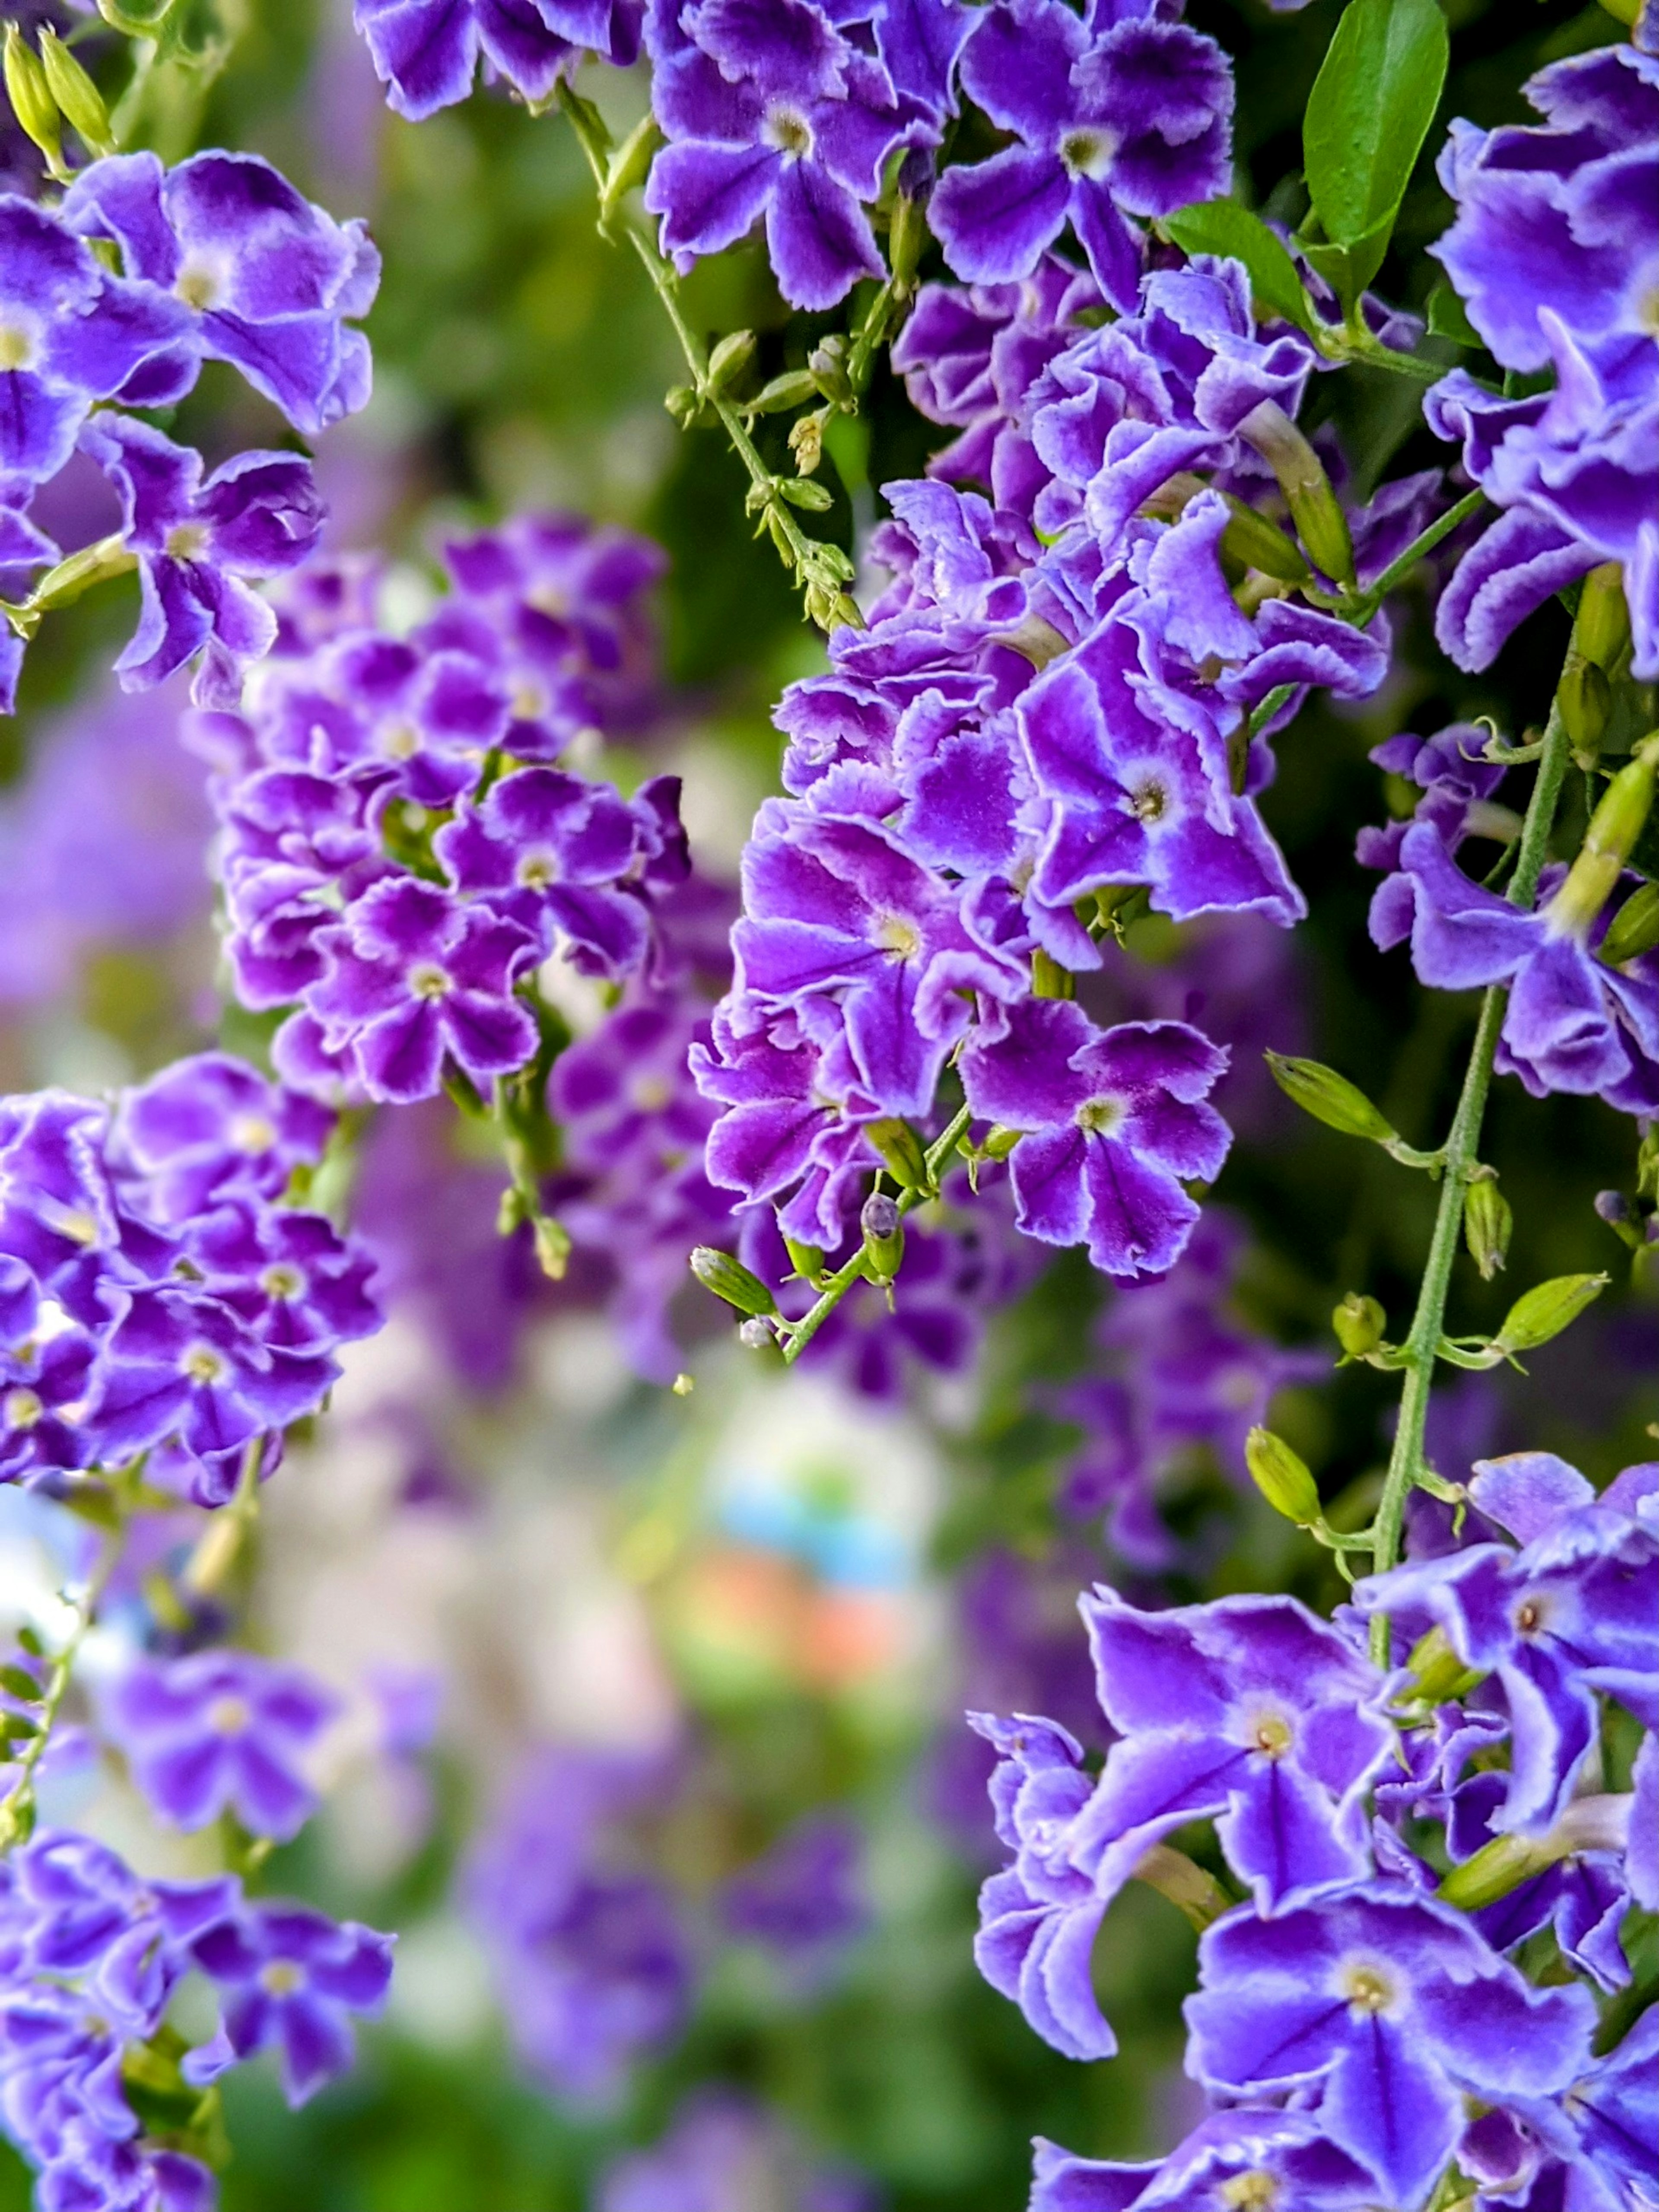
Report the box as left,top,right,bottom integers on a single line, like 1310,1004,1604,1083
0,1510,126,1848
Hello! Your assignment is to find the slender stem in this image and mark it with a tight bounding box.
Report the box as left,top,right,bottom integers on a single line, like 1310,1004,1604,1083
1368,700,1574,1662
554,83,853,620
0,1526,124,1846
779,1103,973,1364
183,1434,265,1598
1347,489,1485,623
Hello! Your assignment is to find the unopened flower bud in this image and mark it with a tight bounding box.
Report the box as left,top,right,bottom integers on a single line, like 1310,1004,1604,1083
861,1192,905,1278
1546,734,1659,938
807,335,852,405
533,1215,571,1281
747,369,821,417
671,1371,694,1396
1238,400,1354,588
704,328,756,397
1558,653,1612,763
982,1126,1022,1161
888,190,927,295
38,29,115,156
1265,1052,1397,1144
1245,1425,1321,1527
783,1236,826,1286
789,408,827,476
1462,1172,1512,1281
664,384,702,427
865,1117,928,1191
1572,560,1630,671
737,1316,775,1350
1493,1272,1608,1356
778,475,834,512
1436,1830,1557,1912
1031,947,1074,999
3,27,61,172
1220,493,1310,585
1405,1626,1484,1708
1332,1292,1386,1360
1598,880,1659,967
1594,1188,1631,1226
690,1247,777,1317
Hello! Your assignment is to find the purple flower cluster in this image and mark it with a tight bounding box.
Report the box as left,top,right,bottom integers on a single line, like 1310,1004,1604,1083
355,0,644,121
0,1827,391,2208
597,2088,878,2212
1363,733,1659,1119
188,519,688,1108
1058,1214,1321,1567
969,1451,1658,2211
1,153,378,712
695,254,1389,1286
0,1053,381,1504
1425,46,1658,675
461,1745,695,2105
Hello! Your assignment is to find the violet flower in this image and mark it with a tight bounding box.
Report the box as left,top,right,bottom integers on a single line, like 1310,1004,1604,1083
1183,1885,1596,2208
644,0,918,310
103,1649,339,1842
188,1202,382,1357
718,1813,869,1975
959,1000,1230,1280
306,876,541,1105
61,150,380,436
184,1901,394,2107
355,0,643,120
599,2090,878,2212
112,1052,333,1224
80,415,324,704
930,0,1233,308
1029,2110,1383,2212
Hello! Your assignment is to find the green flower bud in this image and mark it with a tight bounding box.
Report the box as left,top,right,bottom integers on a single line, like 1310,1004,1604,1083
1332,1292,1386,1360
982,1126,1022,1161
533,1216,571,1281
664,384,702,427
783,1237,826,1287
1405,1626,1485,1707
3,28,61,172
888,191,926,295
747,369,821,417
1493,1272,1608,1356
1600,881,1659,967
1237,400,1354,588
860,1192,905,1279
1245,1425,1321,1527
690,1247,777,1317
598,111,661,222
1437,1831,1556,1912
1557,652,1611,763
1546,734,1659,938
865,1117,928,1191
1462,1173,1512,1281
1219,493,1311,585
807,335,852,406
778,475,834,512
38,29,115,156
705,329,756,396
1572,560,1630,671
1264,1052,1398,1144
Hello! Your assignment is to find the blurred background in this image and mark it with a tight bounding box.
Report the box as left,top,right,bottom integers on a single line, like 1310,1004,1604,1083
0,0,1654,2204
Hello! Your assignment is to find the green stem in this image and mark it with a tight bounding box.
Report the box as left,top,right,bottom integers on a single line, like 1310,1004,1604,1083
779,1103,972,1364
1346,489,1485,624
555,83,856,627
1368,699,1573,1663
0,1523,124,1847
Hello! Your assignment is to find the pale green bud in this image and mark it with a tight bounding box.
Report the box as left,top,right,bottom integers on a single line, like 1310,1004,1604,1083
690,1247,777,1317
1265,1052,1397,1144
865,1118,928,1191
1462,1173,1513,1281
1546,734,1659,938
704,329,756,396
1493,1272,1608,1356
1572,560,1630,671
1600,881,1659,967
38,30,115,156
3,28,61,173
1332,1292,1386,1360
860,1192,905,1279
1237,400,1354,588
1245,1425,1321,1527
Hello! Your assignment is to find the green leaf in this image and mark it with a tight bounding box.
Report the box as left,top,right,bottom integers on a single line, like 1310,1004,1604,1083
1426,280,1480,347
1161,201,1319,335
1298,218,1394,316
1304,0,1449,251
0,1665,41,1703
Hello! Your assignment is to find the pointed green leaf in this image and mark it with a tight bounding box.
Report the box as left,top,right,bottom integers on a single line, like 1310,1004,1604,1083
1426,280,1480,346
1304,0,1449,251
1161,200,1319,336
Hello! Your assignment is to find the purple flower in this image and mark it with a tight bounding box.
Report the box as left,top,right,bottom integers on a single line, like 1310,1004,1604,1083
306,876,541,1104
355,0,642,120
694,1007,880,1247
598,2091,878,2212
1029,2110,1383,2212
551,988,718,1181
1352,1473,1658,1836
462,1746,694,2105
112,1053,333,1224
0,1093,175,1326
79,415,324,704
1385,820,1659,1117
0,1260,96,1485
959,1000,1230,1280
930,0,1232,308
1183,1885,1596,2207
188,1202,381,1357
0,197,190,487
1426,321,1659,679
103,1649,339,1841
61,150,379,436
184,1901,394,2107
1430,46,1659,375
435,765,680,978
8,1831,235,2039
87,1285,336,1500
718,1812,868,1974
1069,1588,1395,1910
644,0,919,310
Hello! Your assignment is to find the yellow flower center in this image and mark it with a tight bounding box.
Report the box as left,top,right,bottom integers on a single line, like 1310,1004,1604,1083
1075,1094,1125,1135
1247,1710,1294,1759
259,1959,305,1996
206,1694,251,1736
408,961,452,999
873,912,922,960
229,1113,276,1156
3,1389,44,1431
1221,2171,1279,2212
165,522,210,563
1060,127,1118,181
175,261,222,311
0,324,36,372
260,1263,305,1301
1339,1960,1397,2017
181,1343,228,1386
764,104,815,160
